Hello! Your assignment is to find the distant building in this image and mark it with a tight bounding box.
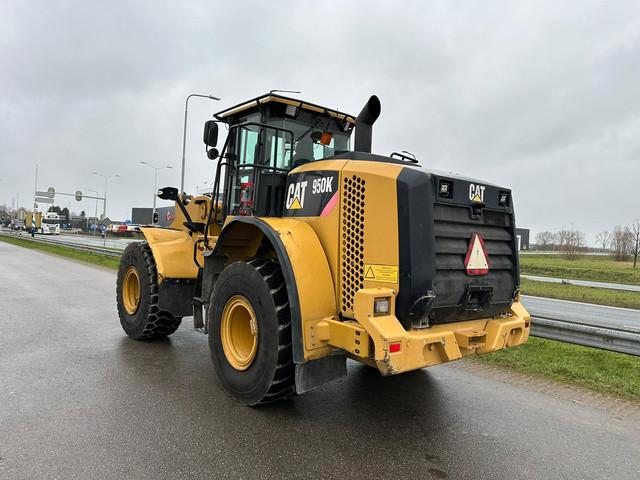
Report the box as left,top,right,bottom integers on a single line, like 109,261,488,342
515,228,530,251
69,215,87,230
131,206,176,227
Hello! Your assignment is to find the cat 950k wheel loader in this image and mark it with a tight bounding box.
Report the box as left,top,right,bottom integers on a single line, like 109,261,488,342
116,93,530,405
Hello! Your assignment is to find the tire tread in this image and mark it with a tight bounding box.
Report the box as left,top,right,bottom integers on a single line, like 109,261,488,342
249,258,295,404
116,242,182,340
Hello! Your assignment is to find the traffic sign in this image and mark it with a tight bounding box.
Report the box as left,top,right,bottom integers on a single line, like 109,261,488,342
75,190,83,201
36,191,55,198
35,197,55,204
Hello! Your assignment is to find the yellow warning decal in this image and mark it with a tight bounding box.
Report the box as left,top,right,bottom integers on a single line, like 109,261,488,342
364,264,399,283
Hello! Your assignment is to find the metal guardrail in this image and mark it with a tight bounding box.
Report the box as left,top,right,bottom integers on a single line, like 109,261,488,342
531,316,640,356
0,231,124,257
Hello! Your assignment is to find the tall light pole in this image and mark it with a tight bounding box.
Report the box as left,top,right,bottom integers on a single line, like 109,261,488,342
180,93,221,194
88,189,99,234
33,163,38,209
139,162,172,222
91,172,120,221
32,163,38,236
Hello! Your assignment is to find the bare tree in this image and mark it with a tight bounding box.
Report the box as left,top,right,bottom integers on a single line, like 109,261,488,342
595,230,610,252
556,230,571,251
610,225,633,261
535,231,555,251
553,229,585,259
631,219,640,268
563,230,585,259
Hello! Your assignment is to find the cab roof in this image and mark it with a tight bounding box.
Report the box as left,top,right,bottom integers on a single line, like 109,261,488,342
214,93,356,125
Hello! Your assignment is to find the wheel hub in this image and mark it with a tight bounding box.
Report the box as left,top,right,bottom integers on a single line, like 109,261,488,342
221,295,259,371
122,266,141,315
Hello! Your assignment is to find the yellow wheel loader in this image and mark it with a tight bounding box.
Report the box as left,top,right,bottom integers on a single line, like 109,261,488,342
116,93,531,405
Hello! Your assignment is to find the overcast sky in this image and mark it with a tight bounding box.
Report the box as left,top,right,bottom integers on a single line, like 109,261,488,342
1,1,639,244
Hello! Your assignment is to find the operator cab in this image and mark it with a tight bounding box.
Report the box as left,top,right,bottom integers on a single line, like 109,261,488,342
205,94,356,219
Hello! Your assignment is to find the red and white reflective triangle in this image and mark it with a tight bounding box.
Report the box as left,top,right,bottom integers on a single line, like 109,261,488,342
464,233,490,275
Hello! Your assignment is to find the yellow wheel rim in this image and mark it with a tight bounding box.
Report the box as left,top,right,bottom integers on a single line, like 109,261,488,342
122,266,141,315
221,295,259,371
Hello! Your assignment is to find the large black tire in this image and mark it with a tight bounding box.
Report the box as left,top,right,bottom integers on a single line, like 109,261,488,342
208,258,295,405
116,242,182,340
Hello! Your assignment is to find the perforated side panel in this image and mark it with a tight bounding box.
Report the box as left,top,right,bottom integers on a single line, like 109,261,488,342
340,175,366,314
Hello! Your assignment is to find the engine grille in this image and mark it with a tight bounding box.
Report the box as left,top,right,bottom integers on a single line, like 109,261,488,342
340,174,366,314
431,203,517,323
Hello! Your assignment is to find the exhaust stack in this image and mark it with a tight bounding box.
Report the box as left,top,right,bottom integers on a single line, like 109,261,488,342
354,95,381,153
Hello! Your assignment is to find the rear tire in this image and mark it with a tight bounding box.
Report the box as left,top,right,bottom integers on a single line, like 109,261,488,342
116,242,182,340
208,258,295,405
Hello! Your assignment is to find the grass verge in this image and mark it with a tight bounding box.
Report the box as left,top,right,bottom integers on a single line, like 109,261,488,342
520,254,640,285
0,234,120,270
521,278,640,310
474,336,640,401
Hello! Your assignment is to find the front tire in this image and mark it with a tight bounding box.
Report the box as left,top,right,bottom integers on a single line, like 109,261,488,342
208,259,295,405
116,242,182,340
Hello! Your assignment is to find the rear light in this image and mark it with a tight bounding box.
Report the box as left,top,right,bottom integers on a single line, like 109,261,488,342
389,342,401,353
373,297,390,316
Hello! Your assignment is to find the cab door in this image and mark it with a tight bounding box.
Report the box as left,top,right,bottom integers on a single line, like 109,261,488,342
224,123,292,218
225,124,260,216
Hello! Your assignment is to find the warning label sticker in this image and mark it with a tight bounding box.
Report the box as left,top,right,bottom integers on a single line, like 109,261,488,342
364,264,399,283
464,233,490,275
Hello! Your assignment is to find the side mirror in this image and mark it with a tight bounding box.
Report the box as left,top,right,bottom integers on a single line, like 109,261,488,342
203,120,219,147
157,187,180,201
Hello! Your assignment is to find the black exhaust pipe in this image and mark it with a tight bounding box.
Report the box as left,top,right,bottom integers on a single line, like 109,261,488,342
354,95,381,153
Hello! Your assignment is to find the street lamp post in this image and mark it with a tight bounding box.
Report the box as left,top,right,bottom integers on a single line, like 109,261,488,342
180,93,221,194
88,189,99,235
91,172,120,221
139,162,172,222
32,163,38,236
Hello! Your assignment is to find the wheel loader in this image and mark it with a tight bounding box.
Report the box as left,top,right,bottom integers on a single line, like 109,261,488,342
116,93,531,405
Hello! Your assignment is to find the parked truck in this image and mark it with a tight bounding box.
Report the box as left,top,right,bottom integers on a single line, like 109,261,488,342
26,211,60,235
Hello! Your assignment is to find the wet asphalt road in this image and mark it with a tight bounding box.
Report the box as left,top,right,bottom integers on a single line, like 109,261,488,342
522,274,640,293
1,241,639,480
522,295,640,331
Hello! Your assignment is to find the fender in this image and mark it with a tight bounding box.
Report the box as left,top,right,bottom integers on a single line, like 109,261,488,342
211,217,337,365
139,227,200,282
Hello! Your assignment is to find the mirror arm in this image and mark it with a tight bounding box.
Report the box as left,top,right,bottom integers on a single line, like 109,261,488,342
157,187,198,234
176,194,198,234
203,132,234,249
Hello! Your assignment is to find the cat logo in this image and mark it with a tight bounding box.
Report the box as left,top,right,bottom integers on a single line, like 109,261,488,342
469,183,486,203
285,180,308,209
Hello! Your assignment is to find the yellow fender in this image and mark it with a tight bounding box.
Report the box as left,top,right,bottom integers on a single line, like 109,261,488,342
212,217,336,363
139,227,200,283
